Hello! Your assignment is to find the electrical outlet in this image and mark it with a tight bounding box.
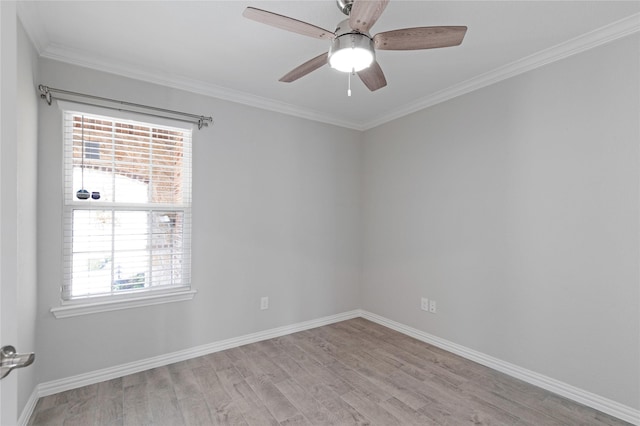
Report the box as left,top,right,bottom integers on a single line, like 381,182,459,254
421,297,429,311
429,300,437,313
260,296,269,310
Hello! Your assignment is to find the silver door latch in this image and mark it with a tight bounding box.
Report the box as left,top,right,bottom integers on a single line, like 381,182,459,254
0,345,35,380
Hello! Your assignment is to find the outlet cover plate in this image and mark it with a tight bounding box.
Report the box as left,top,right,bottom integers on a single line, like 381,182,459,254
421,297,429,311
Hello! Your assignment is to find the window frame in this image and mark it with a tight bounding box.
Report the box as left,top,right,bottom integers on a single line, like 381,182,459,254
51,102,196,318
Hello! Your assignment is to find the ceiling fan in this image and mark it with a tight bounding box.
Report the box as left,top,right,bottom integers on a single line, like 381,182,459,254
243,0,467,92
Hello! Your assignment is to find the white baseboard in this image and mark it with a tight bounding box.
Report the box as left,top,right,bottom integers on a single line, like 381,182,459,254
20,309,639,425
17,387,39,426
360,310,640,425
22,310,360,423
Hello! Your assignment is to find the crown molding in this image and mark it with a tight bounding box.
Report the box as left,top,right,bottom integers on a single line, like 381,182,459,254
39,42,364,131
362,12,640,130
17,4,639,132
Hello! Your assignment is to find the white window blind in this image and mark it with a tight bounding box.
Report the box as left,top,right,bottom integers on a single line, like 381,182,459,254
62,111,192,301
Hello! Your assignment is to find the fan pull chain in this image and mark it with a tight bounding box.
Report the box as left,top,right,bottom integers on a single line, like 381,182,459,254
348,69,353,97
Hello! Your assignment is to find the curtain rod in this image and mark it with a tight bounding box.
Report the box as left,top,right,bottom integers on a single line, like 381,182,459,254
38,85,213,130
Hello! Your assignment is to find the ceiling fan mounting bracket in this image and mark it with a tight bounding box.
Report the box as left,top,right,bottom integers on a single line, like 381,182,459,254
336,0,354,16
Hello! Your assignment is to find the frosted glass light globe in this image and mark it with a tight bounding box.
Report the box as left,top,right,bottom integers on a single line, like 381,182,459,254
329,33,375,73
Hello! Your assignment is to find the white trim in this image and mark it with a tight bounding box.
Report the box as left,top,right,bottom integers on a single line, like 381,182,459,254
22,309,638,425
19,1,638,131
36,310,361,397
50,289,197,319
35,14,640,131
17,387,39,426
360,310,640,426
363,12,640,130
41,43,363,131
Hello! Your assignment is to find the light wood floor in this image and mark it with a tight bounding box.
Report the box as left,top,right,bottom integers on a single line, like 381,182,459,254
28,318,631,425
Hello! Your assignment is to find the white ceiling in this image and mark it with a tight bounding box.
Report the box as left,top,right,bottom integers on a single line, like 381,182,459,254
18,1,640,130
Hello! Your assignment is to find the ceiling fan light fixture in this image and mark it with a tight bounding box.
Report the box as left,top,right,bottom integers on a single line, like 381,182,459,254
329,33,375,73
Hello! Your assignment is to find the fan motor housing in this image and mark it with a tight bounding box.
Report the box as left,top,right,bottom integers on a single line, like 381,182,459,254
328,24,375,73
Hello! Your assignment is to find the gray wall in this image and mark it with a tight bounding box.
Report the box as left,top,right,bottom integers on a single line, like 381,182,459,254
30,26,639,415
362,34,640,408
1,5,39,420
16,18,39,416
1,3,20,423
36,59,362,382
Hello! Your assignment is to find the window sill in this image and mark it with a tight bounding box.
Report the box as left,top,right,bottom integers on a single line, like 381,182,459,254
50,289,197,319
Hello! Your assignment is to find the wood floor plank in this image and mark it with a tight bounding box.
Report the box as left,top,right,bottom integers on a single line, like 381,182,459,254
28,318,633,426
122,371,146,388
203,350,236,371
253,339,286,358
232,358,256,379
231,380,266,410
245,350,291,383
177,395,214,426
270,353,309,379
241,404,280,426
148,389,184,426
193,365,232,408
31,394,59,413
539,393,616,425
95,396,124,425
275,379,336,425
28,405,67,426
170,368,202,400
216,367,264,410
225,346,250,362
145,366,173,393
123,383,152,426
302,362,354,397
215,366,246,394
184,355,212,371
97,378,123,399
341,357,431,411
379,396,436,426
60,409,96,426
273,354,341,404
280,413,312,426
340,389,402,425
291,335,340,366
245,375,301,422
319,397,372,426
207,399,249,425
324,361,388,403
594,410,636,426
240,342,268,358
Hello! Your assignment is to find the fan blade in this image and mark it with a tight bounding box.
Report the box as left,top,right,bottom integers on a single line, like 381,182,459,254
374,26,467,50
280,52,329,83
349,0,390,33
243,7,335,40
357,61,387,91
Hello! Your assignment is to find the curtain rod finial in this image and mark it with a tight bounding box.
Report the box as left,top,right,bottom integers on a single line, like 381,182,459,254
198,116,213,130
38,85,52,105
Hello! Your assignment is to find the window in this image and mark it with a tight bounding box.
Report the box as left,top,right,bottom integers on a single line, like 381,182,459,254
60,110,193,307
